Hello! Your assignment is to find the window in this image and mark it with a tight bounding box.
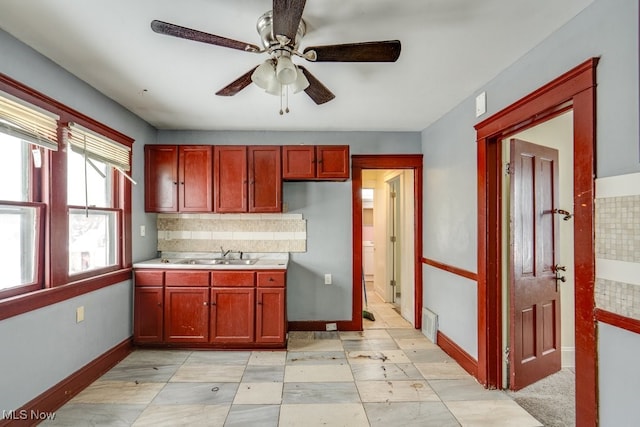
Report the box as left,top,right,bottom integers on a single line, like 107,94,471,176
0,76,133,307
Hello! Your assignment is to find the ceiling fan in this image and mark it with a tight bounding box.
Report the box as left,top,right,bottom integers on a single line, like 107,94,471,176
151,0,401,112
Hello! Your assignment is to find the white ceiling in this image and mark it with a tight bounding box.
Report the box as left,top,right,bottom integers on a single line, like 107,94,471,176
0,0,593,132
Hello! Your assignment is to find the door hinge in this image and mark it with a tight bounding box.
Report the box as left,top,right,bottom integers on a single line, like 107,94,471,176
390,191,396,198
390,235,396,243
505,162,512,175
390,280,396,288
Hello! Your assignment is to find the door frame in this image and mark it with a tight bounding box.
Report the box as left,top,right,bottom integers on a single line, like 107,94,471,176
352,155,423,331
475,58,598,426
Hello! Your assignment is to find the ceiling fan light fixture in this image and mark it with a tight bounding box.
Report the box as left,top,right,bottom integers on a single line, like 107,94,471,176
251,60,276,90
290,68,310,94
275,54,297,85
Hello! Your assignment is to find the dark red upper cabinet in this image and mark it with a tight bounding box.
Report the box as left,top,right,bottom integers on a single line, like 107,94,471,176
214,146,248,213
145,145,212,213
145,145,178,212
248,146,282,213
282,145,349,181
179,145,213,212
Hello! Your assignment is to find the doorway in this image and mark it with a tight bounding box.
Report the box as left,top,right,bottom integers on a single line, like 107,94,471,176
352,155,423,331
475,58,597,426
361,169,415,325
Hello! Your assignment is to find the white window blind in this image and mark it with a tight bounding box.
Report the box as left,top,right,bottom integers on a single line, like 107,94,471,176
66,122,131,172
0,91,59,151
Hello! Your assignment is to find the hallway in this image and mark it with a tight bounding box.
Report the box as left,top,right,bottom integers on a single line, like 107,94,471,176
42,294,542,426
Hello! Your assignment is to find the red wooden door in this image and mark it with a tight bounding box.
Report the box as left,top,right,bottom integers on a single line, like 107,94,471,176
509,138,561,390
134,286,163,343
282,145,315,179
164,287,209,343
179,145,212,212
214,146,247,213
210,287,255,343
256,287,286,343
144,145,178,212
316,145,349,180
248,146,281,213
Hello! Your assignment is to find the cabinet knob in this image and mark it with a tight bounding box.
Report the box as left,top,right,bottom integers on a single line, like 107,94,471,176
269,277,274,282
180,181,185,185
258,301,263,305
173,181,177,185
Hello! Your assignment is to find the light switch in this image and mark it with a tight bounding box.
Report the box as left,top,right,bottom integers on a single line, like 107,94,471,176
76,306,85,323
475,91,487,117
324,274,332,285
140,225,146,237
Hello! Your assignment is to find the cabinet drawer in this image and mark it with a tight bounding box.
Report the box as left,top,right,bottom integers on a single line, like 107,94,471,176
165,270,210,287
135,271,164,287
211,271,255,287
256,271,286,287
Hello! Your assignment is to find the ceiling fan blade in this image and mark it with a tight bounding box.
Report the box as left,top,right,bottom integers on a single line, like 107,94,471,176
151,20,260,53
272,0,307,42
304,40,401,62
215,66,259,97
298,66,335,105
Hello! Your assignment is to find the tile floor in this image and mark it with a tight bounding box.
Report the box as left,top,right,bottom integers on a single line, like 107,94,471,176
42,292,542,426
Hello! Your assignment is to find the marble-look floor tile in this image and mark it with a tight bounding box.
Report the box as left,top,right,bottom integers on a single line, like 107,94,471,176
284,364,354,382
286,351,346,365
347,350,411,364
365,401,460,427
100,364,180,383
339,331,368,341
282,382,360,404
151,382,238,405
386,328,429,340
248,351,287,366
40,403,145,426
313,331,340,339
404,348,454,363
70,381,164,404
445,400,543,426
287,339,344,352
241,365,285,382
233,382,283,404
429,378,511,401
118,350,191,367
224,404,280,427
351,363,423,381
170,364,245,382
395,338,439,350
357,380,440,403
279,403,369,427
132,404,229,426
184,351,251,365
415,362,471,380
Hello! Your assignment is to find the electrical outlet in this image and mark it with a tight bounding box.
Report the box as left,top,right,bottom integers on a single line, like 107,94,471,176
324,274,332,285
326,322,337,331
140,225,146,237
76,306,85,323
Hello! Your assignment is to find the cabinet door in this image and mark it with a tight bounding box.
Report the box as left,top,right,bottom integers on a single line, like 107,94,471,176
210,288,255,343
214,146,247,213
248,146,282,213
164,287,209,343
282,145,315,179
145,145,178,212
134,286,164,343
316,145,350,180
179,145,213,212
256,288,286,343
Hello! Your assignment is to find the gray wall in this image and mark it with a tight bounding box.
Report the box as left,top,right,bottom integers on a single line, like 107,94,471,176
420,0,639,423
0,30,157,410
156,130,422,320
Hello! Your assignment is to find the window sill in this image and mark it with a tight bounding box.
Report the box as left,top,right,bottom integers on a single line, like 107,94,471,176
0,268,132,321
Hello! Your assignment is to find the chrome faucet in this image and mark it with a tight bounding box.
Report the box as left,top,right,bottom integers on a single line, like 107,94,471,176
220,246,231,258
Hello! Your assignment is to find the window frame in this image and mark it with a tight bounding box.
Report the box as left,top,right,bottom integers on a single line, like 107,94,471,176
0,73,133,319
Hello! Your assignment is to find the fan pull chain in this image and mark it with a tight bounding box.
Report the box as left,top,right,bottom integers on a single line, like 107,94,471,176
285,86,290,114
279,84,284,115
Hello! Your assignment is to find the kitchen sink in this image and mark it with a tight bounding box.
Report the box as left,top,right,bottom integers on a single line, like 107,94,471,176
178,258,258,266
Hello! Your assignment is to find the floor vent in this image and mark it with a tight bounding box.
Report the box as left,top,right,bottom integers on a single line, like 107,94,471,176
422,308,438,343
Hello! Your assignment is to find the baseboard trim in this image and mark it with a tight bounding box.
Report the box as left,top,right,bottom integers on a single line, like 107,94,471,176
0,338,133,427
437,330,478,378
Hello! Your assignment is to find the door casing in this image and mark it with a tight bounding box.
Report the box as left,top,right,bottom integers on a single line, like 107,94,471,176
475,58,598,426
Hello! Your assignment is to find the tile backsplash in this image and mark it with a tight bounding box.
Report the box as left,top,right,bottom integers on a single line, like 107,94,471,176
157,213,306,253
594,173,640,320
